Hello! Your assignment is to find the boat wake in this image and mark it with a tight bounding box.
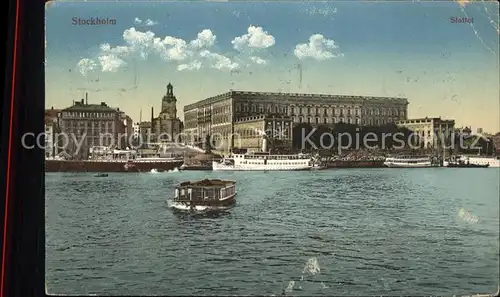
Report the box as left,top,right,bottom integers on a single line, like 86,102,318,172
167,200,231,212
279,257,323,295
458,208,479,224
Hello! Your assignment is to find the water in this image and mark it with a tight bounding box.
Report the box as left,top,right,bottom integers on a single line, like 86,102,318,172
45,169,500,296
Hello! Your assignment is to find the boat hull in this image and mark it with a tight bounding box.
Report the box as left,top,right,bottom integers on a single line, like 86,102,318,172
445,163,490,168
169,193,237,212
459,156,500,168
326,160,385,168
383,162,434,168
45,160,184,172
212,162,313,171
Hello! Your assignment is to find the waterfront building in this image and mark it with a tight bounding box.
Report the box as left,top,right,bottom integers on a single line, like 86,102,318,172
492,133,500,154
395,117,455,148
455,126,472,136
44,107,61,158
233,114,293,152
183,90,408,153
116,108,133,147
58,94,127,159
132,123,140,136
150,83,184,143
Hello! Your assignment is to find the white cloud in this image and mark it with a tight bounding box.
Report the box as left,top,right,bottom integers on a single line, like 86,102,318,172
178,60,202,71
98,55,126,72
134,18,158,26
232,25,275,51
189,29,216,49
76,58,97,76
294,34,343,60
249,56,267,65
144,19,158,26
77,27,238,73
200,50,239,70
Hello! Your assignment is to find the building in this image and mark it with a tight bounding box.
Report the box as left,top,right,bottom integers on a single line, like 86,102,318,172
150,83,183,143
183,90,408,153
138,121,153,142
115,108,133,148
44,107,61,158
132,123,140,136
233,114,293,152
492,133,500,154
455,126,472,136
395,117,455,148
58,94,125,159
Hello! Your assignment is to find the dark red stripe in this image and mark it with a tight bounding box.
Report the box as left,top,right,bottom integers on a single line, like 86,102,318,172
1,0,20,295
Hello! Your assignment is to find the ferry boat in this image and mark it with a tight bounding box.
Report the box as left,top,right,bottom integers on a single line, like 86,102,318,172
212,152,319,171
168,179,237,212
444,155,490,168
45,147,184,172
458,155,500,168
383,155,437,168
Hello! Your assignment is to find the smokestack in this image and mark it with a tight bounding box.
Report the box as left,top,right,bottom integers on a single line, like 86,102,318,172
85,92,88,105
151,106,154,123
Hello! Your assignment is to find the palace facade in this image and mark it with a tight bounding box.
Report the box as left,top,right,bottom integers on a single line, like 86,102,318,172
183,90,409,153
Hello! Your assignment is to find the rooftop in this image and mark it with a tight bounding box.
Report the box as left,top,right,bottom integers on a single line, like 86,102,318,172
45,107,61,118
177,179,236,188
396,117,455,123
184,90,408,110
62,99,117,112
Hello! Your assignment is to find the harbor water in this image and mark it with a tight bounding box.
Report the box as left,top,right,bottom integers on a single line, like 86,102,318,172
45,169,500,296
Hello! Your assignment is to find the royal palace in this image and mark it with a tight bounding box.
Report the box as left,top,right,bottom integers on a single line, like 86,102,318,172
183,91,409,153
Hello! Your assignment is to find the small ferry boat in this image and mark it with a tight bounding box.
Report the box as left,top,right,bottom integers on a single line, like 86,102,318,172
212,152,320,171
383,155,437,168
444,156,490,168
446,161,489,168
168,179,237,212
458,155,500,168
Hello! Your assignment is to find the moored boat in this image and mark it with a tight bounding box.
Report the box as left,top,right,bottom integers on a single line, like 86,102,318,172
458,155,500,168
46,148,183,172
444,155,490,168
168,179,237,212
212,152,320,171
383,155,438,168
446,162,489,168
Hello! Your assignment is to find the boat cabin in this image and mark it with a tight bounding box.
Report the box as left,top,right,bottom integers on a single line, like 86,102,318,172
173,179,236,203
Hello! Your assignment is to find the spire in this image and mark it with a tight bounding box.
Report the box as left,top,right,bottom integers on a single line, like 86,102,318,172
167,82,173,97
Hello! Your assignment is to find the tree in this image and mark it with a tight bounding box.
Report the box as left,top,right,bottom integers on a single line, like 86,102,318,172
204,133,213,153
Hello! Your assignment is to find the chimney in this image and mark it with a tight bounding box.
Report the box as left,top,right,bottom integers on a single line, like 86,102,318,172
85,92,88,105
151,106,154,123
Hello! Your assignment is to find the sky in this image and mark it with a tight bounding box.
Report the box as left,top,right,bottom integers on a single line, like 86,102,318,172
45,0,499,133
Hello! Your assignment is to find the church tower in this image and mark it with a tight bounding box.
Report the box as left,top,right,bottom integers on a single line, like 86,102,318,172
161,82,177,119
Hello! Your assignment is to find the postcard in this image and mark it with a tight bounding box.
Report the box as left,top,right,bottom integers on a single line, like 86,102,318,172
44,1,499,295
